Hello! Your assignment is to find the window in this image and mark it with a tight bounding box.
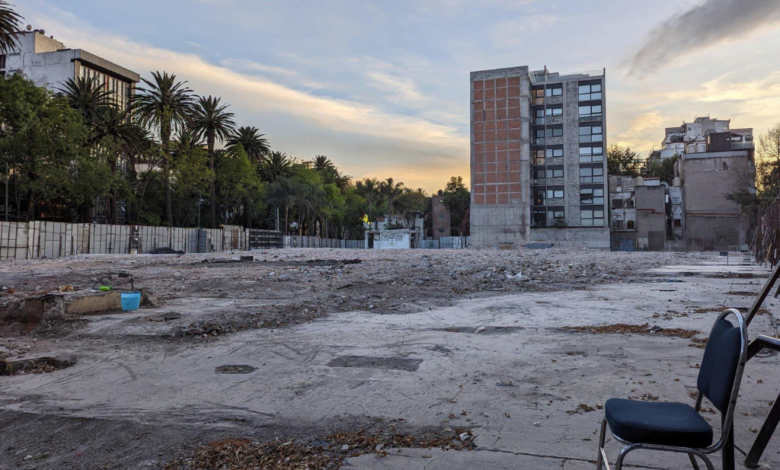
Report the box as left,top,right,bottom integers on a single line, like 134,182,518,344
534,189,546,205
579,167,604,183
578,82,602,101
612,199,623,209
0,55,5,69
533,168,546,185
545,105,563,116
549,210,565,220
547,189,564,199
579,125,603,143
673,219,682,227
546,127,563,138
533,149,545,165
535,108,545,125
579,146,604,162
546,148,563,159
533,208,547,227
580,209,604,226
580,188,604,205
438,214,445,219
534,128,545,145
613,220,623,228
578,104,603,121
532,88,545,105
545,85,562,97
546,168,563,179
626,220,635,229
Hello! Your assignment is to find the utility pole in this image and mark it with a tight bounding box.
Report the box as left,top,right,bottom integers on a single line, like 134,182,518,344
4,161,8,222
275,205,279,232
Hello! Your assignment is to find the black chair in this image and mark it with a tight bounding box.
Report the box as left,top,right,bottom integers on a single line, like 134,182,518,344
596,309,748,470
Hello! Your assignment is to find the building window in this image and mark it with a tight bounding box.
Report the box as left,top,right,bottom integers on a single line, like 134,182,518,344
612,199,623,209
578,104,603,121
578,82,602,101
626,220,635,229
580,209,604,226
579,167,604,183
673,219,682,227
579,146,604,163
549,210,565,220
533,208,547,227
545,105,563,116
579,125,603,143
534,189,546,205
546,126,563,138
0,55,6,69
546,189,564,199
438,214,445,219
546,168,563,179
580,188,604,205
613,220,623,228
535,108,545,125
532,88,545,105
533,149,545,165
545,85,562,97
545,147,563,159
534,128,545,145
533,168,546,185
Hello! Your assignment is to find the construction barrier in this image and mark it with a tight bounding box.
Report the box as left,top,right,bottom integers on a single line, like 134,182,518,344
754,195,780,267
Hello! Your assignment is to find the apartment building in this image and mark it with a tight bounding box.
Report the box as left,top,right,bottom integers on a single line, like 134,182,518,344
469,66,609,248
1,28,139,111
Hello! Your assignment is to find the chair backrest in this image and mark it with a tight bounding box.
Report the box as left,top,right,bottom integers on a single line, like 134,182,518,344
697,309,747,416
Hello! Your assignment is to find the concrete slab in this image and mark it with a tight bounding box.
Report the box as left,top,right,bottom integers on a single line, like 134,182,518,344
0,255,778,470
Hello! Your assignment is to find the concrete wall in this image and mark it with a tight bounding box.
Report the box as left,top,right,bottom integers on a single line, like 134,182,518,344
681,153,754,251
367,230,411,249
528,227,610,249
635,185,666,251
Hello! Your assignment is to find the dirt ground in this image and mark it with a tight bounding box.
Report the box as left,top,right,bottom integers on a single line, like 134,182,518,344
0,248,778,470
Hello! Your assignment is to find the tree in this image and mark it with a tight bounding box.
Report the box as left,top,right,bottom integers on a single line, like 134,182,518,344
0,74,92,221
607,145,641,177
134,71,194,225
442,176,470,232
381,177,404,218
171,132,212,226
190,95,236,228
265,177,297,234
645,155,677,185
356,177,380,227
227,126,269,163
214,144,261,225
726,123,780,216
58,77,113,127
260,151,292,182
0,0,22,54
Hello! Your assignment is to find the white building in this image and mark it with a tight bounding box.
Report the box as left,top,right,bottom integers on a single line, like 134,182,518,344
0,29,139,110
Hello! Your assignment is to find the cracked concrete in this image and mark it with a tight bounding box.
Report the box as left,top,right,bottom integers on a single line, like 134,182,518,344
0,252,778,469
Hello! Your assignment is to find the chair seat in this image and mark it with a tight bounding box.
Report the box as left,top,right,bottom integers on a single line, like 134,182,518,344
605,398,713,448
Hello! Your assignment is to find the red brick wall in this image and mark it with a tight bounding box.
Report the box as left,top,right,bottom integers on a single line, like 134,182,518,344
472,75,523,206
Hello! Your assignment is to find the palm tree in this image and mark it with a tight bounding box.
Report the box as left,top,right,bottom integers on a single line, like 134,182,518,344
356,177,380,227
381,177,405,220
227,126,269,163
134,71,194,225
313,155,335,173
0,1,22,54
265,177,297,234
260,151,292,182
58,76,113,127
190,95,236,228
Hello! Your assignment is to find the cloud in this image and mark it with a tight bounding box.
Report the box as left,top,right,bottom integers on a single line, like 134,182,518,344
22,5,468,192
660,71,780,103
491,15,558,47
612,111,664,155
628,0,780,75
365,71,426,107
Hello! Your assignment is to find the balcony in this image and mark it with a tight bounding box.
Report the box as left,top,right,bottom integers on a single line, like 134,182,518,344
578,92,602,101
578,113,603,122
731,141,754,150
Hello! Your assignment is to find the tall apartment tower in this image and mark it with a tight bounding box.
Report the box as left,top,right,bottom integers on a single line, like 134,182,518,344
470,66,609,248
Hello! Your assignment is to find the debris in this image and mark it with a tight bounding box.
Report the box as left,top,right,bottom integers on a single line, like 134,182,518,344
561,323,698,339
214,365,257,374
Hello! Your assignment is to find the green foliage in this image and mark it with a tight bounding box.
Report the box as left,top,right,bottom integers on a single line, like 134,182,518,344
645,155,677,185
0,0,22,54
727,123,780,216
442,176,470,229
607,145,641,177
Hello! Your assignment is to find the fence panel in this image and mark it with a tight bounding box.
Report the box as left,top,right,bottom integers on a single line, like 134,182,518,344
0,222,28,259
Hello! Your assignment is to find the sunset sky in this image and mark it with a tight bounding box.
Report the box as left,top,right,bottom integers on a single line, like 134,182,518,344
15,0,780,193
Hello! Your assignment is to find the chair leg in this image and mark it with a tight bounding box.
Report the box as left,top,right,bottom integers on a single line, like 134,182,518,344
699,454,715,470
688,453,701,470
614,444,639,470
597,418,607,470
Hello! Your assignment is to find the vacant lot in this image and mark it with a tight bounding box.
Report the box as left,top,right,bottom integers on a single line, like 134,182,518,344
1,249,778,469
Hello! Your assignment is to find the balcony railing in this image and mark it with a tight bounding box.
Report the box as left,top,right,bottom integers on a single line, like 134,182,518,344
578,92,602,101
579,113,603,122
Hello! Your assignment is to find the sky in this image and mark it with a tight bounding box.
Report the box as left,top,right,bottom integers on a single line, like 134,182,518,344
13,0,780,193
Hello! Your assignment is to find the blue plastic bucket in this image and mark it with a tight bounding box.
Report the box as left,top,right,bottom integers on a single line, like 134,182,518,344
121,291,142,311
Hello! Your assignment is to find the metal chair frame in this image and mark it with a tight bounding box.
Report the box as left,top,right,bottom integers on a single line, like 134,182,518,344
596,309,748,470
